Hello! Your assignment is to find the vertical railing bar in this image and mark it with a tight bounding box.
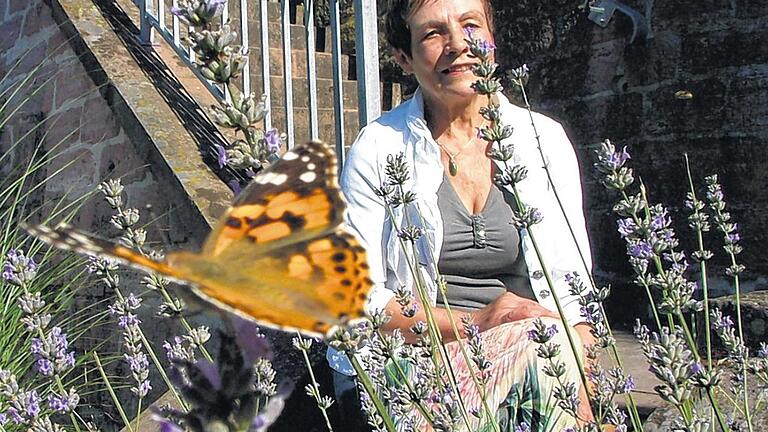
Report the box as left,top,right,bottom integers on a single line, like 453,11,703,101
240,0,250,96
281,0,295,148
172,0,180,46
138,0,153,44
354,0,381,126
187,14,196,64
221,0,230,103
329,0,345,166
304,0,319,141
259,0,272,130
158,0,165,29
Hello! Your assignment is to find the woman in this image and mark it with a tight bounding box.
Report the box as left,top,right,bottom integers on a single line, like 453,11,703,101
328,0,595,429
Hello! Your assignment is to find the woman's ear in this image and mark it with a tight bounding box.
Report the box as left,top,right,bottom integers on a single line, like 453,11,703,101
392,48,414,75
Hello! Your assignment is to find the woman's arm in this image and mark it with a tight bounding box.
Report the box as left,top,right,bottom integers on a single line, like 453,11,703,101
382,292,559,344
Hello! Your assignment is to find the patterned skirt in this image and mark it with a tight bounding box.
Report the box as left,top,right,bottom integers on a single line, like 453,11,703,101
383,317,584,432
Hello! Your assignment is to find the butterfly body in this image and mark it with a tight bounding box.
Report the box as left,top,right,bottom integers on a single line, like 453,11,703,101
24,141,372,337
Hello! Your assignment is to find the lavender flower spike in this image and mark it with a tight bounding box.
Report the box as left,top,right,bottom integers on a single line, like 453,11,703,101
2,249,38,287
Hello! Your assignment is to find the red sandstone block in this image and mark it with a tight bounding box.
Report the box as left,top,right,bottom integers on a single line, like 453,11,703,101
7,0,29,16
21,2,49,38
80,94,121,144
54,66,92,109
45,104,82,147
0,12,22,52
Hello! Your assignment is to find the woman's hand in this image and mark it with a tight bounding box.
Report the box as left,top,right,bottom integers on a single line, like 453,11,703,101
472,292,560,332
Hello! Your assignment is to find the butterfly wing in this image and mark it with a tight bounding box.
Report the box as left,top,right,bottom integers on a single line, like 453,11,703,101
186,230,372,336
19,223,203,287
203,141,345,258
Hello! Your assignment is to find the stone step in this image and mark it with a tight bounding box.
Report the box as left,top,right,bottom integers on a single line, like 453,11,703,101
600,330,664,417
270,107,360,148
261,76,359,109
253,76,402,113
219,3,329,53
248,47,353,81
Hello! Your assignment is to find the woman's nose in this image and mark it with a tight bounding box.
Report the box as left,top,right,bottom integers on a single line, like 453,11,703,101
444,26,468,56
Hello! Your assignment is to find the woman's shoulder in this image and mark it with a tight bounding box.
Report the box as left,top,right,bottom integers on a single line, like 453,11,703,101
346,98,415,160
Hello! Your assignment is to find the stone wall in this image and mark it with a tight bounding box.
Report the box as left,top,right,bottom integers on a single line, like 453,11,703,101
492,0,768,324
0,0,220,427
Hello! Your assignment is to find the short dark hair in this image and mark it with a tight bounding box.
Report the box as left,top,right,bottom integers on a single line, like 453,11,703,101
383,0,495,57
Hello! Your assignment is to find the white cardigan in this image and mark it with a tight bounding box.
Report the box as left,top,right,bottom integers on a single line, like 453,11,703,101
327,89,593,374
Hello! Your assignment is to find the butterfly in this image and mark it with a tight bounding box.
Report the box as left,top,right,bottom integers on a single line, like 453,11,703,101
23,140,373,338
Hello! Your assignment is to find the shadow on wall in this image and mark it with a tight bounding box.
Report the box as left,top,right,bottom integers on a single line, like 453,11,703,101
492,0,768,327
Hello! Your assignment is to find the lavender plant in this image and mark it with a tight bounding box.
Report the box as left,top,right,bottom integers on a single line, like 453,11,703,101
154,322,284,432
593,139,767,431
171,0,285,187
1,250,87,432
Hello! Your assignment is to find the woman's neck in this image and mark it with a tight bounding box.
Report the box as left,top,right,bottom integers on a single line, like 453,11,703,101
423,93,487,142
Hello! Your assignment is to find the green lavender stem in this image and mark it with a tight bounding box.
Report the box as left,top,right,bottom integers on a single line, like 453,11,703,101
294,333,334,432
683,156,712,371
348,355,397,432
93,352,133,432
516,76,644,431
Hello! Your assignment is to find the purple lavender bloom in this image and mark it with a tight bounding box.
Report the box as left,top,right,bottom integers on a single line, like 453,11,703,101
117,313,141,329
617,218,638,238
125,352,149,374
47,389,79,413
264,128,282,153
757,343,768,359
31,327,75,376
531,209,543,225
707,189,724,202
172,0,226,26
514,422,531,432
2,249,38,287
23,391,40,419
0,412,6,425
726,232,740,244
137,380,152,398
154,415,184,432
602,146,631,171
35,359,53,377
125,292,142,310
526,328,537,341
622,376,636,393
650,213,670,231
213,143,229,168
6,407,22,424
628,240,654,260
470,39,496,58
718,314,735,330
690,362,704,375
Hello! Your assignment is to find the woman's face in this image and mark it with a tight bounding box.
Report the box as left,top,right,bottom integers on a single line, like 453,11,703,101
396,0,494,107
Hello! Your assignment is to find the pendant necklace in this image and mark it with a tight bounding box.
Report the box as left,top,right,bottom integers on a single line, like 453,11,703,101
436,121,487,177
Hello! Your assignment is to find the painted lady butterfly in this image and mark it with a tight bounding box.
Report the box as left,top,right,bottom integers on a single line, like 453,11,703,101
23,141,372,337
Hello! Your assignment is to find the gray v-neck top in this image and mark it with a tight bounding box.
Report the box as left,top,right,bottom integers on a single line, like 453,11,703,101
435,175,534,311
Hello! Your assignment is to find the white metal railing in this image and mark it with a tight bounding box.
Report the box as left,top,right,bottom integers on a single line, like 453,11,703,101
133,0,381,162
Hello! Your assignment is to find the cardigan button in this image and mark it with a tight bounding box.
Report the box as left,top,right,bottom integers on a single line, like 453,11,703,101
532,270,544,280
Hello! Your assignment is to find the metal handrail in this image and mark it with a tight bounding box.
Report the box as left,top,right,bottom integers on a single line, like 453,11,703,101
133,0,382,164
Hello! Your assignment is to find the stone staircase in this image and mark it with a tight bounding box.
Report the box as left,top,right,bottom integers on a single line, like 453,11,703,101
230,1,399,148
